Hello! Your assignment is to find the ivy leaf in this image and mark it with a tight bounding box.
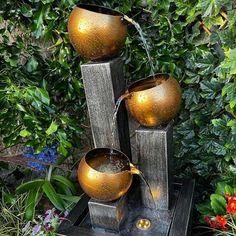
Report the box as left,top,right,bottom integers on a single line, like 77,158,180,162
32,5,48,38
207,140,226,156
5,55,18,67
183,88,200,108
220,49,236,75
20,129,31,137
20,4,33,17
197,0,231,17
195,55,216,75
228,11,236,29
26,57,39,73
204,16,224,28
227,120,236,135
35,87,50,105
200,80,222,99
46,121,58,135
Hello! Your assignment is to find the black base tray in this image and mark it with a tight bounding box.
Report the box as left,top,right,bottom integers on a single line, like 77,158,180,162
57,178,195,236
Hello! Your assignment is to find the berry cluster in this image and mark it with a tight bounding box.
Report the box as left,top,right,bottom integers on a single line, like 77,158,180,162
204,215,227,231
23,143,58,171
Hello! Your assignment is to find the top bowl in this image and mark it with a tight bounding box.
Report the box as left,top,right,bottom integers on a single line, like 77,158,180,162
125,74,182,127
68,4,127,61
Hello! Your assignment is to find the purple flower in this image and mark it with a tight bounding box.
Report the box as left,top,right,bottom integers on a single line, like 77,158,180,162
44,223,53,232
45,208,56,216
32,224,41,235
43,208,55,224
22,221,31,233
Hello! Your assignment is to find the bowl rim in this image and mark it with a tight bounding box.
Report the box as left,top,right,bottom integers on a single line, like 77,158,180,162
127,73,170,93
84,147,131,175
76,3,123,17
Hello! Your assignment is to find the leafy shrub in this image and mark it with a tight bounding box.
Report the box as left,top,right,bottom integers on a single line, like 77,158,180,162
0,0,235,228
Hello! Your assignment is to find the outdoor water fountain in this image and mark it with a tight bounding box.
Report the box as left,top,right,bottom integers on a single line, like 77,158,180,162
57,4,195,236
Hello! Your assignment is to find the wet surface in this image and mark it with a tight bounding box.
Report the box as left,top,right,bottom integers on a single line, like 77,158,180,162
78,179,180,236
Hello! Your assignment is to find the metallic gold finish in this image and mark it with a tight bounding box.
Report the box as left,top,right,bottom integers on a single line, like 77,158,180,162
77,148,139,202
136,218,151,230
68,4,127,60
125,74,182,127
130,163,141,175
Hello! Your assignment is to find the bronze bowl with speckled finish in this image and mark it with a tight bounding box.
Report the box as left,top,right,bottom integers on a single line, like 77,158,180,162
68,4,127,61
77,148,140,202
125,74,182,127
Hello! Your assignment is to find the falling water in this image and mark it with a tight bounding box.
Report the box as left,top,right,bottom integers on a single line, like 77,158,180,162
138,171,157,211
109,93,157,213
110,93,131,152
123,15,155,77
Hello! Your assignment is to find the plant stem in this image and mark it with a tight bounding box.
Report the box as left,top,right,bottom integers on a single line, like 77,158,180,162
47,165,53,181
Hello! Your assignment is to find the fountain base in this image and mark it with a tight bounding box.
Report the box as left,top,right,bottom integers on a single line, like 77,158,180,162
57,178,194,236
88,194,127,232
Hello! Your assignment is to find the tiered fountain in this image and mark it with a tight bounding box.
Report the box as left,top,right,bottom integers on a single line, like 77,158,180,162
57,4,195,236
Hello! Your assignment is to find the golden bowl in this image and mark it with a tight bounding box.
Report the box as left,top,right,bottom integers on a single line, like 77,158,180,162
125,74,182,127
77,148,139,202
68,4,127,61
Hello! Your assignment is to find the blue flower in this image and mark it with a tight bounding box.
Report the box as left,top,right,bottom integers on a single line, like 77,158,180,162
23,143,59,172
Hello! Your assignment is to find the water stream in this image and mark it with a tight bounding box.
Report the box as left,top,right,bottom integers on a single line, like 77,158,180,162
139,172,157,211
108,79,158,218
123,15,155,77
110,93,131,151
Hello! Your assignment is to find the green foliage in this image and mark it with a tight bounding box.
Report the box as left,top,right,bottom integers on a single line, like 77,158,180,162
16,173,81,219
210,194,226,215
0,0,236,228
168,0,236,199
0,0,84,156
197,182,236,222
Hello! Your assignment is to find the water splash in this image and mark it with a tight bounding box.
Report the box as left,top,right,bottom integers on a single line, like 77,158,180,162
93,154,128,174
123,15,155,77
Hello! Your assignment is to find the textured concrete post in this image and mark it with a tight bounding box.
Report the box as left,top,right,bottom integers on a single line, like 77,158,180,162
88,195,127,232
136,121,173,210
81,58,131,157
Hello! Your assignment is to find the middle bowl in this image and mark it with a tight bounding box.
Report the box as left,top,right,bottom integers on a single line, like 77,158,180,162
125,73,182,127
78,148,139,202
